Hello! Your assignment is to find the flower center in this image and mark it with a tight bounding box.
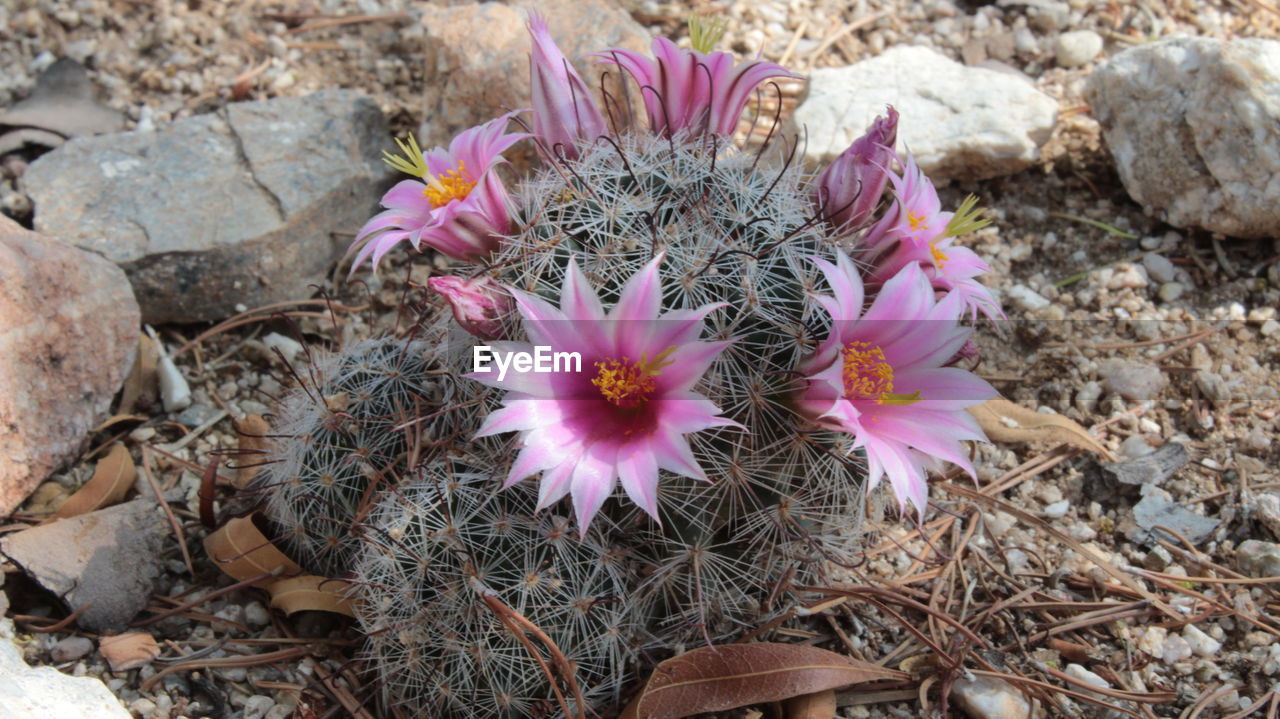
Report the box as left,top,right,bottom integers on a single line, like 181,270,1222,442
906,210,929,233
841,342,922,405
592,347,676,409
422,162,477,208
929,240,949,269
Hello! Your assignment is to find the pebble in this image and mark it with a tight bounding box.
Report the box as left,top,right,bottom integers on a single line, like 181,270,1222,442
1260,319,1280,338
951,675,1031,719
1043,500,1070,518
158,354,192,413
1137,626,1168,656
1120,435,1156,459
244,601,272,628
1074,381,1102,412
1183,625,1222,657
243,695,276,719
1237,540,1280,577
1194,370,1230,403
49,636,94,663
1055,29,1103,67
1065,663,1110,690
1006,284,1051,312
1241,428,1271,454
1099,360,1168,400
1106,263,1148,289
262,332,304,364
1162,634,1194,663
1142,253,1177,283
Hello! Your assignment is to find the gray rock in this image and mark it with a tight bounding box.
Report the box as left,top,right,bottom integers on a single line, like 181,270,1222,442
48,636,94,663
793,45,1058,181
417,0,649,150
0,619,129,718
1158,281,1186,303
1099,359,1168,400
1006,283,1051,312
1142,253,1176,283
0,500,168,632
24,90,392,323
1130,484,1220,546
1086,37,1280,238
1237,539,1280,577
1054,30,1103,68
0,218,139,516
1103,442,1189,485
951,674,1030,719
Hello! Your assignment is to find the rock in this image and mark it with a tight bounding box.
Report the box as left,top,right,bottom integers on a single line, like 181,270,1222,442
793,45,1058,182
0,619,129,718
0,500,167,632
1086,37,1280,238
1141,253,1176,284
0,217,139,516
48,636,94,663
417,0,649,149
1182,624,1221,657
1098,359,1168,400
1158,281,1186,303
1074,381,1102,412
243,696,276,719
1006,284,1051,312
1194,370,1231,404
1118,435,1156,460
1161,634,1193,663
244,601,272,628
1054,30,1104,68
1130,484,1220,546
1237,540,1280,577
951,675,1031,719
1261,318,1280,338
1102,442,1189,485
1043,500,1069,518
24,90,392,323
0,58,126,153
262,332,303,364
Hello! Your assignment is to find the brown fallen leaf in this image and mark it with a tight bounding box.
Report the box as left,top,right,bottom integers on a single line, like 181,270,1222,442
48,444,135,521
968,398,1117,462
203,514,302,588
99,632,160,672
265,575,355,618
783,690,837,719
235,414,272,488
117,333,160,416
621,643,907,719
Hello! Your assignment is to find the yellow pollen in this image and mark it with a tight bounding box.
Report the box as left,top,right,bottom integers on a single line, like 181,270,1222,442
841,341,922,405
929,240,949,269
422,162,477,209
591,347,676,409
907,210,929,232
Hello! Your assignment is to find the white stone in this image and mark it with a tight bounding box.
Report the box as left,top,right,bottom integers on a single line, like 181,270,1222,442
1044,500,1070,518
157,354,191,413
1006,284,1051,312
794,46,1058,181
1162,634,1194,663
1183,624,1222,657
0,618,131,718
1055,30,1103,67
262,332,304,364
1087,37,1280,238
952,675,1031,719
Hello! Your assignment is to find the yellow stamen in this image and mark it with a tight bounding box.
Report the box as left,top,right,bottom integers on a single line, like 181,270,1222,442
929,241,949,269
592,347,676,409
422,162,477,209
841,341,922,405
907,210,929,233
382,134,429,178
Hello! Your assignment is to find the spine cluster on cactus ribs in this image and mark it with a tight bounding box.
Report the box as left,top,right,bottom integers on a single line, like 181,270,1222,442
248,11,1011,718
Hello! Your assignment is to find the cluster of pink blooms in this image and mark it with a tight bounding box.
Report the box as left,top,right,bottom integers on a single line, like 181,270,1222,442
349,14,1000,533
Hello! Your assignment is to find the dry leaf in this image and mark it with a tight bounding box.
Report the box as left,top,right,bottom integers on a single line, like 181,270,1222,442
235,414,271,488
784,690,837,719
49,444,135,520
968,398,1117,462
99,632,160,672
117,333,160,415
203,514,302,587
265,575,355,618
622,643,907,719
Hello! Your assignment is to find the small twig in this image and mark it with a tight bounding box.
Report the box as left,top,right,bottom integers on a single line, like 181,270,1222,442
141,446,195,576
284,12,409,35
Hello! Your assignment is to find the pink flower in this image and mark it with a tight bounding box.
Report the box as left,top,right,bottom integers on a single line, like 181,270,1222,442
527,13,607,159
812,107,898,234
348,113,529,271
795,252,997,514
596,37,800,138
862,155,1004,320
469,255,737,534
428,275,514,341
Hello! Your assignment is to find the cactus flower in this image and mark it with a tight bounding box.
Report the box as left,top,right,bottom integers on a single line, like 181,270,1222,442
469,255,737,534
429,275,514,340
527,13,607,159
795,252,996,515
597,37,800,138
812,107,898,234
349,113,529,271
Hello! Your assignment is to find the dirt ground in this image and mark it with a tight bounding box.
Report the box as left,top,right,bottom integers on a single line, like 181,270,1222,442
2,1,1279,718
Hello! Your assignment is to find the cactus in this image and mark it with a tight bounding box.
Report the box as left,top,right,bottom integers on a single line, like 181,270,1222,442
254,334,467,577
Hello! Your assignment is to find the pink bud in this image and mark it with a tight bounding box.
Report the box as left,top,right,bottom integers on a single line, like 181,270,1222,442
812,107,898,234
428,275,514,341
528,13,606,159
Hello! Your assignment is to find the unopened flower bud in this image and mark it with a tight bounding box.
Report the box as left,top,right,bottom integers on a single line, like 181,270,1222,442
428,275,514,340
812,107,898,234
